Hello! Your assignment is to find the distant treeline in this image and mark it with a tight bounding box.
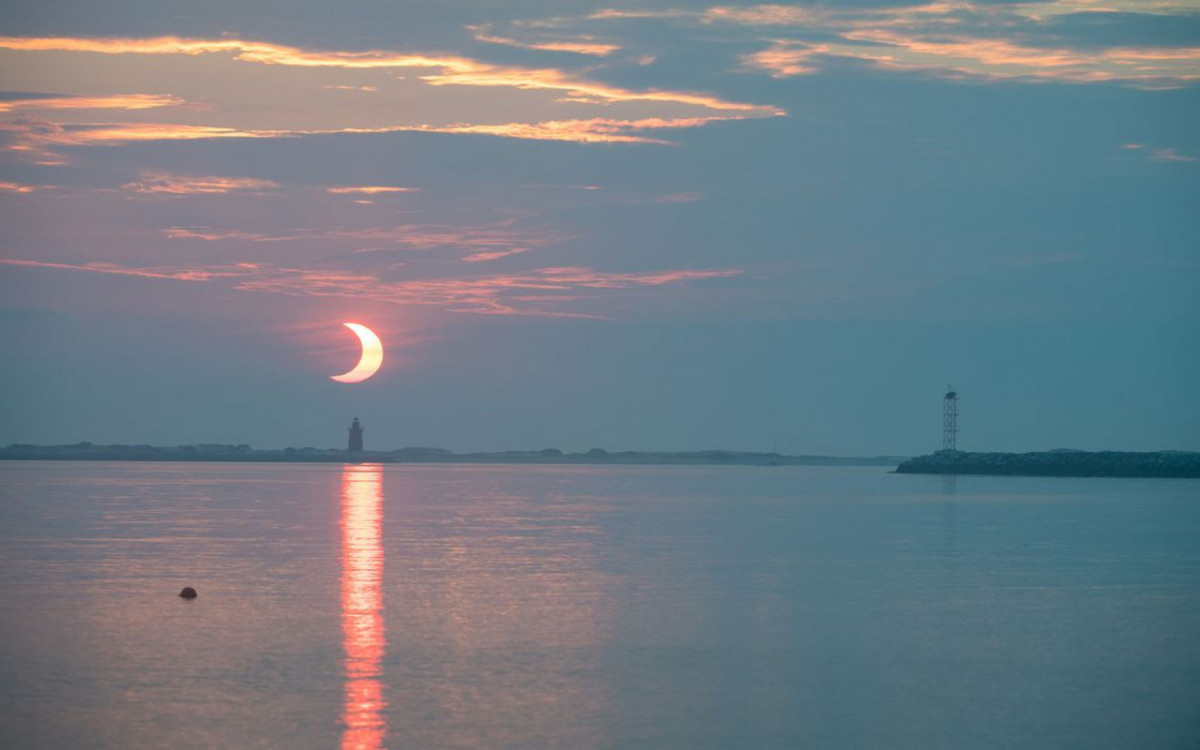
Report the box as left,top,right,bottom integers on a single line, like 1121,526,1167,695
896,450,1200,478
0,442,906,467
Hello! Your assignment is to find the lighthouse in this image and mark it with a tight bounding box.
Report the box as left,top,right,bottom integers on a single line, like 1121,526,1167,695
348,417,364,453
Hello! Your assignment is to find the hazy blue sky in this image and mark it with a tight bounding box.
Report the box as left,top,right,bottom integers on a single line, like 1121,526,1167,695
1,0,1197,454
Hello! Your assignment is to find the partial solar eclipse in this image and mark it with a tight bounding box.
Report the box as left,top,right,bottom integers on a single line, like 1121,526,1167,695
331,322,383,383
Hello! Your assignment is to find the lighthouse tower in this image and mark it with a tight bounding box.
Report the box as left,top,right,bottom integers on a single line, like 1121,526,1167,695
348,417,364,453
942,387,958,451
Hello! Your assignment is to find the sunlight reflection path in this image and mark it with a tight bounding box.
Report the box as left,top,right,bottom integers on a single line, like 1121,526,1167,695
341,464,387,750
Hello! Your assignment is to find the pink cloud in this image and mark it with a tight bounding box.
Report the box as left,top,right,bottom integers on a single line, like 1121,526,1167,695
122,171,279,194
326,186,419,194
461,248,531,262
0,181,51,193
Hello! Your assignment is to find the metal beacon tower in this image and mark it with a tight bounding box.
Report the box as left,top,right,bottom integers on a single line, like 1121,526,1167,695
942,387,958,451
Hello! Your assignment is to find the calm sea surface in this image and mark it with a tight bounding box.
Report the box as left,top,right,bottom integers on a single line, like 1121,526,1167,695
0,461,1198,749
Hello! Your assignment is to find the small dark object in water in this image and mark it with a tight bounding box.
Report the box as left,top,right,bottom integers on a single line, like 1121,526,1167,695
179,587,198,599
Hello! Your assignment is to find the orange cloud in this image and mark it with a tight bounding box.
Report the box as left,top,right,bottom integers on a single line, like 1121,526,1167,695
122,171,279,194
408,115,755,144
740,32,1200,86
0,256,742,316
0,35,777,114
161,218,572,256
0,181,49,193
740,43,829,78
837,30,1200,85
0,93,183,112
581,3,1200,87
471,29,621,57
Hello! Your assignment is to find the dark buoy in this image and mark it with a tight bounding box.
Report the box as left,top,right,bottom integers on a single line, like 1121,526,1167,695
179,587,198,599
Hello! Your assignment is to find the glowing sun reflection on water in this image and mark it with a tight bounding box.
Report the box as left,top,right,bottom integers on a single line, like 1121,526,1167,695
340,464,386,750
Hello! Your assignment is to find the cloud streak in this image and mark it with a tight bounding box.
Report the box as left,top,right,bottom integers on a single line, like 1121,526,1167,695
0,93,184,112
0,257,742,316
161,218,574,259
326,186,419,194
578,2,1200,87
122,171,279,194
0,35,778,112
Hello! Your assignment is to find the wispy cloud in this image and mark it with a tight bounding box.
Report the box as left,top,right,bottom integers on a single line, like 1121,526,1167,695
579,3,1200,87
653,191,703,203
326,185,419,194
0,117,274,163
0,180,51,193
1150,147,1196,162
461,248,530,263
160,218,573,258
122,170,279,194
407,115,755,145
0,257,742,316
0,258,241,281
0,93,184,112
0,34,781,158
470,26,621,57
1121,142,1197,162
0,35,778,112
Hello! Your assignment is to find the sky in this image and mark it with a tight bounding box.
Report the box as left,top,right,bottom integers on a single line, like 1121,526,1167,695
0,0,1197,455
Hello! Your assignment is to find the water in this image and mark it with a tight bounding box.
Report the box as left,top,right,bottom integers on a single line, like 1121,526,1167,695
1,462,1198,749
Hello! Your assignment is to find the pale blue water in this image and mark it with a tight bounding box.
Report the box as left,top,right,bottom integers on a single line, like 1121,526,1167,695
1,461,1198,749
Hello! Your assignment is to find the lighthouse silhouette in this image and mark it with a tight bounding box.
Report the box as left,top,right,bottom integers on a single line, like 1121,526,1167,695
348,417,364,453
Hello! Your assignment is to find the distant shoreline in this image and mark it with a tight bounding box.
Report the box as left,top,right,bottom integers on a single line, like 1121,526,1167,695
896,450,1200,478
0,443,906,467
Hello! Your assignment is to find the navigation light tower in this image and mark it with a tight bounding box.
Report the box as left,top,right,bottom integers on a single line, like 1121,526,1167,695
348,417,364,453
943,387,958,451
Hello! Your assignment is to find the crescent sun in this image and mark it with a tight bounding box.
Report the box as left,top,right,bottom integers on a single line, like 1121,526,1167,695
331,322,383,383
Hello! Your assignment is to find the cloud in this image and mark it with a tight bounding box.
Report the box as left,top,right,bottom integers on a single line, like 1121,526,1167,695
0,34,781,159
160,218,573,258
0,93,184,112
407,115,757,145
832,30,1200,86
122,171,279,194
1120,142,1196,161
0,256,742,317
0,258,238,281
653,192,703,203
0,35,778,113
0,181,50,193
0,118,274,163
461,248,531,262
326,186,419,194
1150,147,1196,162
581,3,1200,87
469,27,621,57
703,5,830,26
740,43,829,78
